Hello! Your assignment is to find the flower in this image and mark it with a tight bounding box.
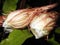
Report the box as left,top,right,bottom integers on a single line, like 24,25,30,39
3,9,37,28
3,3,57,33
30,11,58,39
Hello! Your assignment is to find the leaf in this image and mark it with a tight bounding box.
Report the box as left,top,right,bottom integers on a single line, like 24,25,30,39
47,27,60,45
48,37,60,45
0,29,33,45
3,0,18,14
55,27,60,34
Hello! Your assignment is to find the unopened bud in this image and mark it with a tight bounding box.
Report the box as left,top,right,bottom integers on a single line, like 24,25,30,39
30,11,58,39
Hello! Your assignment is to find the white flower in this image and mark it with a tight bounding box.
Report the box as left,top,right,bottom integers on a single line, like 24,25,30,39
3,3,57,33
3,9,37,28
30,12,58,39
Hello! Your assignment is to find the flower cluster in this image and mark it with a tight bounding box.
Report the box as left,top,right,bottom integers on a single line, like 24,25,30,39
3,3,58,39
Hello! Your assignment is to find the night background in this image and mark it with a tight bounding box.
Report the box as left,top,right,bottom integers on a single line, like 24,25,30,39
0,0,60,45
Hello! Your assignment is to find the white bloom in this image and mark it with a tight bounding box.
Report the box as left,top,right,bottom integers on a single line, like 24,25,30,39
3,9,37,28
30,12,58,39
3,3,57,33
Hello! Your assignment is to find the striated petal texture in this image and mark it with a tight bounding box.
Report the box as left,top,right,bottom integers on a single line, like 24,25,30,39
30,11,58,39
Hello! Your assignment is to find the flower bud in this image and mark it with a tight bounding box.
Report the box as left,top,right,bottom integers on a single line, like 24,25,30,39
3,9,37,28
3,3,57,33
30,11,58,39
